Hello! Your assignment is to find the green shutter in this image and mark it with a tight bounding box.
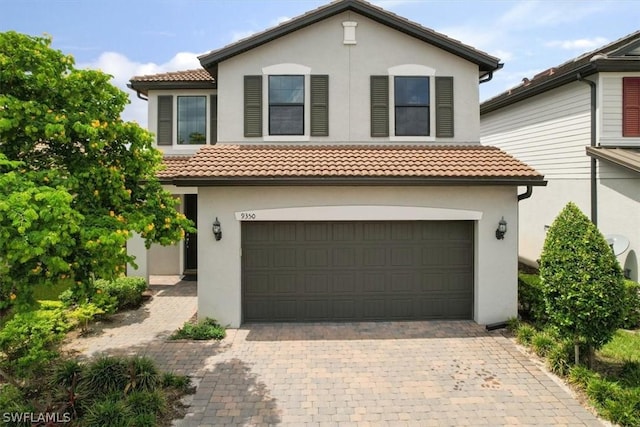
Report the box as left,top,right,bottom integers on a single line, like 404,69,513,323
244,75,262,137
157,95,173,145
310,75,329,136
210,94,218,144
435,76,454,138
370,76,389,137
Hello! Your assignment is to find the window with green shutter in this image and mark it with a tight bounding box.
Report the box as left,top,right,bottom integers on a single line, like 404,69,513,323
310,75,329,136
244,76,263,137
435,77,454,137
157,95,173,145
371,76,389,137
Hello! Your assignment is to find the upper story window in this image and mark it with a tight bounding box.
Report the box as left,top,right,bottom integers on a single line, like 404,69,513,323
244,69,328,138
370,70,453,139
269,75,304,135
394,76,429,136
623,77,640,137
178,96,207,144
156,94,217,147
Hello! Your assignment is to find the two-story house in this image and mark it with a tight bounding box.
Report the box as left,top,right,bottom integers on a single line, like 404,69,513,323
128,0,545,327
481,32,640,282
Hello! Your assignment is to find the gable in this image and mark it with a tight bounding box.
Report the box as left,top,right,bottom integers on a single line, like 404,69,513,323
198,0,500,77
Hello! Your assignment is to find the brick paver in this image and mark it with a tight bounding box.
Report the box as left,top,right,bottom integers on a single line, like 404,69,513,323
64,279,605,426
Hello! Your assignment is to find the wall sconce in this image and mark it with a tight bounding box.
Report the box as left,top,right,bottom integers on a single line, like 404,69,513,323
212,217,222,241
495,217,507,240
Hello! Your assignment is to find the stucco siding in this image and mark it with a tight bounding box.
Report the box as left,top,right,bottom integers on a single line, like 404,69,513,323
196,185,519,327
597,163,640,281
600,72,640,147
217,11,480,144
481,82,591,180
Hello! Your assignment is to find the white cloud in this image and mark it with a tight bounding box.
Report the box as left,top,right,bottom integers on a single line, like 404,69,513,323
78,51,202,127
546,37,608,51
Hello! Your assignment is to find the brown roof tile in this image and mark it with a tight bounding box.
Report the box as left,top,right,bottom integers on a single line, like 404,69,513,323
157,155,192,180
172,145,543,183
130,69,213,83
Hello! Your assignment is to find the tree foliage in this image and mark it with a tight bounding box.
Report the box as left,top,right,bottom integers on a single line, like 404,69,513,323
0,31,193,307
539,202,625,362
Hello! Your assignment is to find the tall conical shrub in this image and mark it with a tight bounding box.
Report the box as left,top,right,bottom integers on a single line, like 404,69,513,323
539,202,625,366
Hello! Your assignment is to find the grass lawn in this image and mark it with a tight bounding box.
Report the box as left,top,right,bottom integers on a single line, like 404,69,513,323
598,329,640,362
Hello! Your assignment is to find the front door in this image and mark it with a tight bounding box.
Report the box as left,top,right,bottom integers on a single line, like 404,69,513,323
183,194,198,279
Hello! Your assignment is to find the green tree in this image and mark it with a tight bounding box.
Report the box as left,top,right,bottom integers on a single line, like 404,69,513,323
0,31,193,307
539,202,625,367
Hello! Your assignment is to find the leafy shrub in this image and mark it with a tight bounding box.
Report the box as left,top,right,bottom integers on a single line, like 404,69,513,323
531,330,556,357
125,356,159,394
587,378,623,406
161,372,192,392
601,388,640,427
69,303,105,333
95,277,147,311
126,390,166,416
58,287,79,307
0,308,71,376
518,272,546,323
620,280,640,329
82,398,132,427
619,361,640,387
540,202,625,364
515,323,536,346
170,317,226,340
83,356,128,396
568,365,597,390
546,339,573,377
0,383,34,414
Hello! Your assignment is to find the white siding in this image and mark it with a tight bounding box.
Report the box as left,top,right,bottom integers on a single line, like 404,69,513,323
481,81,591,180
600,72,640,147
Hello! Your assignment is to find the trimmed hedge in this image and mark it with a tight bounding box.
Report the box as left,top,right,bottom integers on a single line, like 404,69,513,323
621,280,640,329
518,272,546,324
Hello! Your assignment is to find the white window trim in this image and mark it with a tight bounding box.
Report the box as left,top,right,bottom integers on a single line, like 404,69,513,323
388,64,436,142
262,63,312,141
164,90,216,151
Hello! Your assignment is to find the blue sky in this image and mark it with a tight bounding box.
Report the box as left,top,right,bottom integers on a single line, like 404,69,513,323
2,0,639,127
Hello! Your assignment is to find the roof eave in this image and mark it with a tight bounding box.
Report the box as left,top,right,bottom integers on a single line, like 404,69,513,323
586,147,640,174
128,80,216,96
173,176,547,187
481,59,640,115
199,0,500,73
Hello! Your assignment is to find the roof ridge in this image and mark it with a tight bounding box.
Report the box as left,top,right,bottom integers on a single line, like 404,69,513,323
202,144,497,151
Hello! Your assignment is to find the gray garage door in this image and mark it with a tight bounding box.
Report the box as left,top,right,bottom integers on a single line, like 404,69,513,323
242,221,473,322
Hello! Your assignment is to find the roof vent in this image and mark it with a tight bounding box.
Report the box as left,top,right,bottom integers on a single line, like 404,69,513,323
522,77,530,86
343,21,357,45
590,53,608,62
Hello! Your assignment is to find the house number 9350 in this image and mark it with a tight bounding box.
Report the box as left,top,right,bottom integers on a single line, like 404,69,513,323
240,212,257,220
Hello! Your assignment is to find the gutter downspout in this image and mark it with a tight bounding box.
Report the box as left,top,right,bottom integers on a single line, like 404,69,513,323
577,73,597,225
517,185,533,201
479,71,494,84
135,91,148,101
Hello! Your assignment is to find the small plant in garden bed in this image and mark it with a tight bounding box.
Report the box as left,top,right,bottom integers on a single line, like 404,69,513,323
170,317,226,340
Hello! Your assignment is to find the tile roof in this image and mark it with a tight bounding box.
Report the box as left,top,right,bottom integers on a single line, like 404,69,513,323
130,69,213,83
168,144,543,184
157,155,193,180
481,31,640,114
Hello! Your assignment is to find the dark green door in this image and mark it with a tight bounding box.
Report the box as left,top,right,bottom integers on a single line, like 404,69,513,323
183,194,197,278
242,221,473,322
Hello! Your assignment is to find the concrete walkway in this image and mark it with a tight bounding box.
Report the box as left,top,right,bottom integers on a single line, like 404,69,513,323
64,279,605,427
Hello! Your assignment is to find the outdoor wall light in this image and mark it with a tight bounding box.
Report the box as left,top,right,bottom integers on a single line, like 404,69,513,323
212,217,222,241
495,217,507,240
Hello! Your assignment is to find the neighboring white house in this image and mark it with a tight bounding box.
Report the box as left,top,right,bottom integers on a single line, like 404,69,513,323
128,0,545,327
480,32,640,282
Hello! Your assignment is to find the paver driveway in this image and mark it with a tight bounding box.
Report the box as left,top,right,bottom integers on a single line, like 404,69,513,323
65,280,605,426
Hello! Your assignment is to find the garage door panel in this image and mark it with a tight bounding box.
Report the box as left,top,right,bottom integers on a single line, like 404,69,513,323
363,247,386,266
242,221,473,322
332,273,357,293
362,272,386,292
305,248,329,267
